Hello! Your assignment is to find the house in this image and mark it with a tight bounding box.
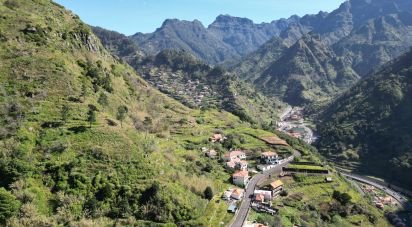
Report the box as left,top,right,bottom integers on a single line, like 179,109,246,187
255,193,265,203
232,171,249,187
210,134,224,143
257,165,270,172
226,159,238,169
269,180,284,196
254,190,272,201
261,151,279,164
235,160,248,171
222,189,233,200
223,150,246,162
206,149,217,158
231,188,245,200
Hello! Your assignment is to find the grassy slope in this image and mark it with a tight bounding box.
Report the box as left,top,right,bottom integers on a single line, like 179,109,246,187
0,1,286,225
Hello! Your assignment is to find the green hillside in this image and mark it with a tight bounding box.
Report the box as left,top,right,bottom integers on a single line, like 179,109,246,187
0,0,391,226
0,0,296,225
317,49,412,189
91,28,286,127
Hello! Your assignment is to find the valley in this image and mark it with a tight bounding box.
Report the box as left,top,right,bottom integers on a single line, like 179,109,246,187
1,0,412,226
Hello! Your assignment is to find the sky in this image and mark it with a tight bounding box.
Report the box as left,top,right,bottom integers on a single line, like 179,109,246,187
54,0,346,35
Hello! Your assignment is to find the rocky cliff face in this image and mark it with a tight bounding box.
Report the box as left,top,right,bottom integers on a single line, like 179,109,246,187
130,15,298,64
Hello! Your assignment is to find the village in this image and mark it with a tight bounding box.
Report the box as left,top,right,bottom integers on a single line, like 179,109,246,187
200,109,412,227
140,67,221,108
276,107,316,144
203,132,335,227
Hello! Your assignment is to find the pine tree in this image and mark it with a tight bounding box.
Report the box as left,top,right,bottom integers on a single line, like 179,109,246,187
204,186,213,200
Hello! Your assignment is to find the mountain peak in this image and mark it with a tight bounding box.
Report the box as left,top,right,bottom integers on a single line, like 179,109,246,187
211,14,254,26
161,18,204,28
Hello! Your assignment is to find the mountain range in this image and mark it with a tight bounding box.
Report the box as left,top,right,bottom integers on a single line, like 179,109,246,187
130,15,299,64
115,0,412,106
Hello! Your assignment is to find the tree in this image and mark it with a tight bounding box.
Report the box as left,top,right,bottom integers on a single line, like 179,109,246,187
333,190,352,205
87,104,97,128
98,92,108,106
61,104,70,123
80,83,87,101
204,186,213,200
0,187,20,224
116,105,128,127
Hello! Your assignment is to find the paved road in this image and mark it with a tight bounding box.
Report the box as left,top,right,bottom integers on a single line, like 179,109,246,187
339,172,410,207
231,151,300,227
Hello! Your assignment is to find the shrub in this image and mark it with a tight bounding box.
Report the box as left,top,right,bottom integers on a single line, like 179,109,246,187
0,188,20,224
332,190,352,205
98,93,109,106
280,190,288,197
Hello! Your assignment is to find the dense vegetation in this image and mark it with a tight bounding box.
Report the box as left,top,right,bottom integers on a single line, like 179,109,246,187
317,49,412,190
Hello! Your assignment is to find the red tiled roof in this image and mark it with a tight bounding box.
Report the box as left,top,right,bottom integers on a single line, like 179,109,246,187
233,170,249,177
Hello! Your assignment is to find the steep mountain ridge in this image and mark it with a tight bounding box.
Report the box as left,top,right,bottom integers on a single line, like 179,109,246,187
333,11,412,75
250,33,358,105
233,0,412,106
131,15,298,64
131,19,239,64
317,49,412,189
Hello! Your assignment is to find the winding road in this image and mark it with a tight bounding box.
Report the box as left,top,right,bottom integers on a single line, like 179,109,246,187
230,151,300,227
339,171,411,208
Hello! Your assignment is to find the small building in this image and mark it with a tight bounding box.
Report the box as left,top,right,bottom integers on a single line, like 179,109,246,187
254,190,272,201
235,160,248,171
210,134,224,143
233,171,249,187
223,150,246,162
227,202,237,213
231,188,245,200
261,151,279,164
269,180,284,196
226,157,247,170
206,149,217,158
222,190,233,200
226,159,238,169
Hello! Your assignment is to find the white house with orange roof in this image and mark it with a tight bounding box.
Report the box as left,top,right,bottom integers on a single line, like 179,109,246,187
231,188,245,200
232,170,249,187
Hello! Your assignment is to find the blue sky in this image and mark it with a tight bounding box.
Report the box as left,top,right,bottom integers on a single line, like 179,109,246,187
54,0,346,35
